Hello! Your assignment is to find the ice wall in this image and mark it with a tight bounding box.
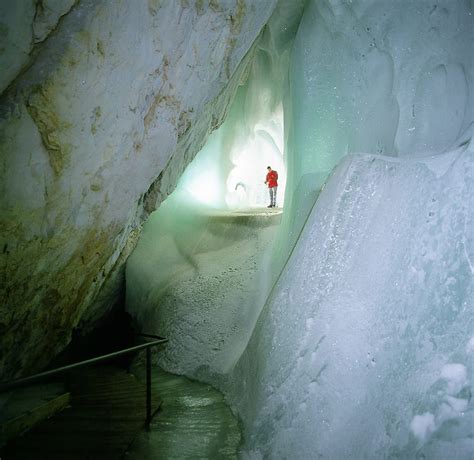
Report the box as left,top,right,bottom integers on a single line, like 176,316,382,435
230,147,473,458
280,0,474,260
227,0,474,457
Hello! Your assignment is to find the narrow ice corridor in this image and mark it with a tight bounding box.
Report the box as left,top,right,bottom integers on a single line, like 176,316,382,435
127,24,290,380
125,1,473,458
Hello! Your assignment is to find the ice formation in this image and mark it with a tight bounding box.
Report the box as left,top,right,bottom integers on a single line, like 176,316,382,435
127,0,473,457
126,190,282,377
279,0,474,263
229,148,473,458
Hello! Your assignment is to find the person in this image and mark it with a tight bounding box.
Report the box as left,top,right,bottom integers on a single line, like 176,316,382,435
264,166,278,208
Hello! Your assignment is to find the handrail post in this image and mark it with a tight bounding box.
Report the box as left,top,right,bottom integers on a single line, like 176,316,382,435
146,347,152,426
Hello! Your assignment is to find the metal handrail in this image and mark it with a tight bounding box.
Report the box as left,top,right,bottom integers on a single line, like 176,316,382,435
0,337,168,426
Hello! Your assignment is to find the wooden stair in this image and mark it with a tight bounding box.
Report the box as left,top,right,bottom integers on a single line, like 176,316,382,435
0,383,70,447
1,365,162,460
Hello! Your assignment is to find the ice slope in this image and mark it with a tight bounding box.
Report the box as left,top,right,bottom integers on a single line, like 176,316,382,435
230,146,473,458
126,188,282,377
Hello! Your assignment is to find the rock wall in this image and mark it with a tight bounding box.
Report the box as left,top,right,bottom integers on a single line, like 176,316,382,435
0,0,277,379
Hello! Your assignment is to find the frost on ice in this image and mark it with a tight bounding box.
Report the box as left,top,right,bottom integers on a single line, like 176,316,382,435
410,413,436,443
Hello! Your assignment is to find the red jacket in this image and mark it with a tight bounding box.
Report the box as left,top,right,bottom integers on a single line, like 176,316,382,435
266,170,278,188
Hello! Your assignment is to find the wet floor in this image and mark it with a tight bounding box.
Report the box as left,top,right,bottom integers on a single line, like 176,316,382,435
125,367,240,459
207,207,283,217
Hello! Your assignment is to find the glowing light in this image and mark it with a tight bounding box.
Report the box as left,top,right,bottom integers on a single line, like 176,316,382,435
183,170,221,206
225,104,286,208
173,96,286,210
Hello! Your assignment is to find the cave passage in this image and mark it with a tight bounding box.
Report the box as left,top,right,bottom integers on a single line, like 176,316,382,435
126,1,473,458
179,93,286,210
126,47,287,378
3,0,472,458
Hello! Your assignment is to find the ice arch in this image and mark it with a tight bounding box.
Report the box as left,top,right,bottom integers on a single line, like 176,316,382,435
176,88,286,210
127,0,473,457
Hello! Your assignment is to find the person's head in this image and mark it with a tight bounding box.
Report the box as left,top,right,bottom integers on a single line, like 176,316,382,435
267,166,272,171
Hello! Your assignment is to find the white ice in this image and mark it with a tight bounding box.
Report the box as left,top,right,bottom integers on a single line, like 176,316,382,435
410,413,436,443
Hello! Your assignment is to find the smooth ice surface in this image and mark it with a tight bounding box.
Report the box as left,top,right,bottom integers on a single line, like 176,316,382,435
126,366,240,459
229,146,473,458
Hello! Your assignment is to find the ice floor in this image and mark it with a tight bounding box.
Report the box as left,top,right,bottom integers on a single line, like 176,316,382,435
125,366,240,459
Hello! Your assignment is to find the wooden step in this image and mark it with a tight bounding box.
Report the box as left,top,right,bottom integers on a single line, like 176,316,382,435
0,382,70,447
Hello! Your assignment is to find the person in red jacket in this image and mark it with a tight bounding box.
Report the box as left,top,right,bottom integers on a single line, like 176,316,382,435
265,166,278,208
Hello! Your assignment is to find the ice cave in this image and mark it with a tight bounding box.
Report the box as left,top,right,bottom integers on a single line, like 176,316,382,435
0,0,473,458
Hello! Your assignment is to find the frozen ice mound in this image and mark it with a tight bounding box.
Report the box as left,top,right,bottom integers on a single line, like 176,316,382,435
229,146,473,458
126,190,282,378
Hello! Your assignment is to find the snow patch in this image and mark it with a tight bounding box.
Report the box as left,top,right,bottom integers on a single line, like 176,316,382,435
410,412,436,442
441,363,468,396
466,337,474,354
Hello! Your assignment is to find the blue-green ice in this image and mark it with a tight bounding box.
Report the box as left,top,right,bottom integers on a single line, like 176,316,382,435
127,1,473,457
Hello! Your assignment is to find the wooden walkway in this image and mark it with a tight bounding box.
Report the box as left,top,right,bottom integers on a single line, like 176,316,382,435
125,367,241,459
2,365,161,459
